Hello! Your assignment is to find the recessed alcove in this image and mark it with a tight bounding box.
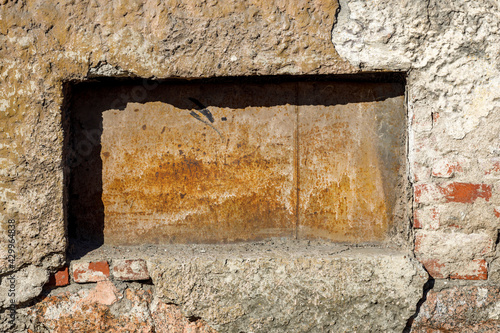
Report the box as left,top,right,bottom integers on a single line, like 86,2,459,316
63,75,406,248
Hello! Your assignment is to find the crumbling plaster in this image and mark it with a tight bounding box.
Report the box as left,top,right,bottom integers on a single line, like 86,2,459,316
0,0,353,287
1,0,499,331
335,0,500,285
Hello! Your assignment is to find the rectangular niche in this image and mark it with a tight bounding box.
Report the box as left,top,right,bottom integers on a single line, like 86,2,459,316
64,76,406,246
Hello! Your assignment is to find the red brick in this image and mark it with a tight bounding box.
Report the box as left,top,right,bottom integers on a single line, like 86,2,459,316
83,281,121,305
414,182,492,204
112,259,150,281
439,182,491,203
418,258,446,279
72,261,110,283
415,230,493,280
47,266,70,287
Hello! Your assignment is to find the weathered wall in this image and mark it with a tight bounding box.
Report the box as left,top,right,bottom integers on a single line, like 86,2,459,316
331,0,500,331
1,0,500,332
0,0,355,319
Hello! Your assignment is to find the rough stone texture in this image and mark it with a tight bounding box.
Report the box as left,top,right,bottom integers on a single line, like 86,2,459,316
0,0,353,309
149,247,427,332
2,0,500,331
14,282,217,333
0,265,48,307
152,301,218,333
414,230,493,279
332,0,500,284
410,284,500,332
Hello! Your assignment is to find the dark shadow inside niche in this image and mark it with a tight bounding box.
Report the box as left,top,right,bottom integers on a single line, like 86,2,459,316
62,73,406,258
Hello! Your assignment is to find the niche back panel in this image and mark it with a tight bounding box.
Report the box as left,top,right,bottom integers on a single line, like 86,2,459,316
66,78,405,245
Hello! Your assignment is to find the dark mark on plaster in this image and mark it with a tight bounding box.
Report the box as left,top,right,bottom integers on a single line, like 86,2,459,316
188,97,224,140
189,97,215,123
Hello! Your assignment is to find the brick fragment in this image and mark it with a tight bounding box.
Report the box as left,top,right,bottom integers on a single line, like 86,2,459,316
431,159,462,178
494,207,500,218
112,259,150,281
417,259,446,279
418,258,488,280
439,182,491,203
449,259,488,280
414,183,441,204
414,182,491,204
415,231,493,280
414,231,493,258
72,261,110,283
83,280,121,305
47,266,69,287
411,286,500,331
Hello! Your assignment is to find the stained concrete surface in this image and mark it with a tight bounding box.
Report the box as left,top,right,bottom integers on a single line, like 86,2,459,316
67,79,405,245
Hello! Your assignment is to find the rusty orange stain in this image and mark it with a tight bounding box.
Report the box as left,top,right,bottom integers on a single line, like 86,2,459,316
69,80,405,245
101,83,297,245
297,82,405,242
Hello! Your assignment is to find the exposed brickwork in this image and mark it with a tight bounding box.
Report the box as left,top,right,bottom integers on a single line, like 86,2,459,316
440,183,492,204
1,0,500,330
417,259,446,279
415,183,492,204
84,281,121,306
72,261,110,283
418,258,488,280
47,266,69,287
414,184,441,204
449,259,488,280
415,231,492,280
112,259,150,281
410,286,500,332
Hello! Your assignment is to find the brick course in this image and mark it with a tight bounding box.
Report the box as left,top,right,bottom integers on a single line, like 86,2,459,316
72,261,110,283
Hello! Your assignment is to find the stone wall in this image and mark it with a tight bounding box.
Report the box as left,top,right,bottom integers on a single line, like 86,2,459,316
1,0,500,332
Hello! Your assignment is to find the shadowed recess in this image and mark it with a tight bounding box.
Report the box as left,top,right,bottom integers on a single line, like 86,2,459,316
64,76,405,248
